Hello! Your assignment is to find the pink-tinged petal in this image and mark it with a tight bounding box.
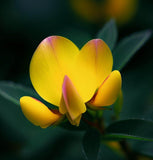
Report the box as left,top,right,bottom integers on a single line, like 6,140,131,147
89,70,122,107
71,39,113,103
20,96,62,128
59,76,86,126
30,36,79,106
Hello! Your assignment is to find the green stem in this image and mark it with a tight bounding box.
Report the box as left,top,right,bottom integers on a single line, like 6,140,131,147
82,117,105,134
83,117,139,160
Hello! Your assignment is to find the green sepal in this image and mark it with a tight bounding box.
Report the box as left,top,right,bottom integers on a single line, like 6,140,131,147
113,90,123,119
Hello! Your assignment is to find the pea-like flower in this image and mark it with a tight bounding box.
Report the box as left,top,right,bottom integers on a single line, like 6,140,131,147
70,0,137,25
20,36,122,128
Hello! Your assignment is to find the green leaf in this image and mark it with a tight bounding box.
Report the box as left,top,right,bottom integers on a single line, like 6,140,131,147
97,19,118,50
97,143,125,160
82,129,101,160
113,30,152,70
133,141,153,158
0,81,38,106
0,81,56,109
105,119,153,141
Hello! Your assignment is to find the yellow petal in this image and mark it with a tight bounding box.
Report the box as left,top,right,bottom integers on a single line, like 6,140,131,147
89,70,122,106
59,76,86,126
66,114,82,127
20,96,62,128
72,39,113,102
30,36,79,106
30,36,113,107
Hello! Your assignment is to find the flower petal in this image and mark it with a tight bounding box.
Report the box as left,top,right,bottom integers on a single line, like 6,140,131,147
59,76,86,126
30,37,113,107
30,36,79,106
20,96,62,128
66,114,82,127
72,39,113,102
89,70,122,106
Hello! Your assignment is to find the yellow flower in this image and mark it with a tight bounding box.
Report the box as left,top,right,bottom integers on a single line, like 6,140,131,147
104,0,138,25
70,0,138,25
20,36,122,127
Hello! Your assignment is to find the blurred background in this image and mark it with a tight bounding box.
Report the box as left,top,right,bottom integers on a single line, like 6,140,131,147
0,0,153,159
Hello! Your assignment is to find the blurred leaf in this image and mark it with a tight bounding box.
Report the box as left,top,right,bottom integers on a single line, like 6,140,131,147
0,81,37,106
105,119,153,141
97,143,125,160
0,81,56,109
113,30,152,70
130,110,153,158
97,19,118,50
132,141,153,158
82,129,100,160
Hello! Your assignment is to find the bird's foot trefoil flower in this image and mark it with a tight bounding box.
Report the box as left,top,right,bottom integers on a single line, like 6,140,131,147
20,36,122,128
